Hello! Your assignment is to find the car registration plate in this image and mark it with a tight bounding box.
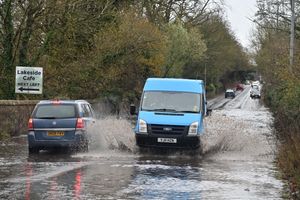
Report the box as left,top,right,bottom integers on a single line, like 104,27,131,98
47,131,64,136
157,138,177,143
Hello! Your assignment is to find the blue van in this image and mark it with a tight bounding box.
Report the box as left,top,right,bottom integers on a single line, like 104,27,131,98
28,100,95,153
130,78,210,149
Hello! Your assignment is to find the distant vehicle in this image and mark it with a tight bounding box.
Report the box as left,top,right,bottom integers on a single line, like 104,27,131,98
236,84,244,91
130,78,211,149
250,85,261,99
245,80,251,85
252,80,260,84
225,89,235,98
27,100,95,154
251,81,260,87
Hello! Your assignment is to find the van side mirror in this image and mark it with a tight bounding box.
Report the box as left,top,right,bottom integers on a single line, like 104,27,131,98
130,104,136,115
206,108,212,116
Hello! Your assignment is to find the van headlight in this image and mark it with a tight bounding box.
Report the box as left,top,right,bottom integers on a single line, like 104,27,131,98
138,119,148,133
188,121,198,136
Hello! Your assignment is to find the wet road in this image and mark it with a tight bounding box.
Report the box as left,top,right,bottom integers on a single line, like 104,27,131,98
0,86,283,199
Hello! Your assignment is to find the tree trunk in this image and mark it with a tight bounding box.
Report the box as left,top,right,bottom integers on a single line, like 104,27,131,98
1,0,15,99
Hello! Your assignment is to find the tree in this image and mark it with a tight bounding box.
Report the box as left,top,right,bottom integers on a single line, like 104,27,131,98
92,11,167,103
136,0,224,25
30,0,118,99
163,21,206,77
255,0,300,33
0,0,14,98
185,15,250,90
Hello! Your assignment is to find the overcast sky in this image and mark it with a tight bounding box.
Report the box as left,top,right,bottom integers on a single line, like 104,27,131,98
224,0,258,48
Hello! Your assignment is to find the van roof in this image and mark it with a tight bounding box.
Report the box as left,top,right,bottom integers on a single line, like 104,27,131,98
144,78,204,93
38,100,89,104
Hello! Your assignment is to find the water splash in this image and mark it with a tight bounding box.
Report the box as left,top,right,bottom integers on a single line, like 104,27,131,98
87,101,275,161
88,117,136,153
202,109,276,160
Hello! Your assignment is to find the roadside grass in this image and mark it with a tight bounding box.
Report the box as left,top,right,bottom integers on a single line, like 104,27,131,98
277,127,300,199
263,76,300,199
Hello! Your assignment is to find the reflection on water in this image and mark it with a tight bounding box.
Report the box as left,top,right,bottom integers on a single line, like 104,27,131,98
24,161,83,200
25,162,32,200
20,151,204,200
120,156,203,200
27,151,83,163
74,170,81,200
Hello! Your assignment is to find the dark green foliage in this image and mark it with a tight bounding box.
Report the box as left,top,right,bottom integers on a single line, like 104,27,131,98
0,0,15,99
0,0,249,102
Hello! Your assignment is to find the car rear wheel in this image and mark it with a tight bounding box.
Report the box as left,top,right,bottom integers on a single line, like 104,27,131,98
82,141,89,152
28,147,39,154
74,140,89,152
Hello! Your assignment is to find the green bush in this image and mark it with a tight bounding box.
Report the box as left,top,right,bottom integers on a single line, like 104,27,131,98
264,73,300,195
0,131,10,140
206,83,216,94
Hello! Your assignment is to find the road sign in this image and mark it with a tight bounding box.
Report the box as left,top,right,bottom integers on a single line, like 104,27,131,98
15,66,43,94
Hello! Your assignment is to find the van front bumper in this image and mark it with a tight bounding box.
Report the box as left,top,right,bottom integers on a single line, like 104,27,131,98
135,134,200,149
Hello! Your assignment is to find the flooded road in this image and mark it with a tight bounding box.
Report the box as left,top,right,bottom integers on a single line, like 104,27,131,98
0,86,283,199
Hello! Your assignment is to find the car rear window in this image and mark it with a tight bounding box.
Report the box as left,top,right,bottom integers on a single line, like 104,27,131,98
34,104,76,119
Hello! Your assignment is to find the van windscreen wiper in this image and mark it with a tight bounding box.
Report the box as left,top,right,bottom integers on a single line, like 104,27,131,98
176,110,199,113
151,108,177,112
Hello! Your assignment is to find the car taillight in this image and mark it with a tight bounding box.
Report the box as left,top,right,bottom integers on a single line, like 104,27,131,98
76,118,84,129
28,118,33,129
52,100,61,105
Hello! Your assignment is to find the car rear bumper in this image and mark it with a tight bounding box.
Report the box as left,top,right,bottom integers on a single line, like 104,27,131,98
250,94,261,98
135,134,200,149
28,131,87,149
225,95,235,98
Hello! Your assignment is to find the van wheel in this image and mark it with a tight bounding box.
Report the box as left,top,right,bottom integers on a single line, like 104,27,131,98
198,145,204,155
28,147,39,154
195,139,204,155
135,137,145,147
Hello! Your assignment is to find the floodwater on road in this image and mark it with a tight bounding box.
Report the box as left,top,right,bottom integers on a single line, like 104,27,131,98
0,86,284,199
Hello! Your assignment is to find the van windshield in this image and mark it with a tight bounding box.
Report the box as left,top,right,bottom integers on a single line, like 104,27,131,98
141,91,202,113
34,104,76,119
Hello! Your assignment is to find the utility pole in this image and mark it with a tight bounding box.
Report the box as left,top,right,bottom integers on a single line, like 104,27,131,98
289,0,295,73
204,63,207,89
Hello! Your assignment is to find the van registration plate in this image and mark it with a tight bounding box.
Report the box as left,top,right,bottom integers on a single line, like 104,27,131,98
47,131,64,136
157,138,177,143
